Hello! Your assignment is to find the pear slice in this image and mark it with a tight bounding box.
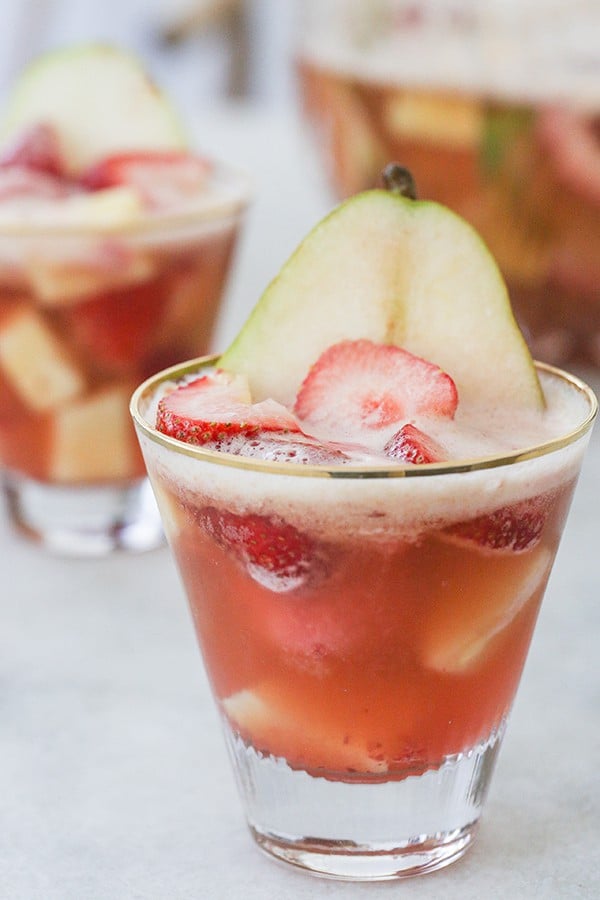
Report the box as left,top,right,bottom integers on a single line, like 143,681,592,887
222,687,388,775
0,45,186,175
219,186,543,411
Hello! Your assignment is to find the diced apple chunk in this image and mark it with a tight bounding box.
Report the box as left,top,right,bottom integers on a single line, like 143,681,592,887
0,305,84,411
149,478,183,539
421,547,552,673
28,237,154,305
384,93,483,147
41,185,143,229
222,686,388,775
49,384,135,482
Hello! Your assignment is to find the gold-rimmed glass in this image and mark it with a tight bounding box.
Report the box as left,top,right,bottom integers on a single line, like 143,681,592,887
131,355,596,880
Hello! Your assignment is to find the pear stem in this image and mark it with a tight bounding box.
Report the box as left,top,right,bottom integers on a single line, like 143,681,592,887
381,164,418,200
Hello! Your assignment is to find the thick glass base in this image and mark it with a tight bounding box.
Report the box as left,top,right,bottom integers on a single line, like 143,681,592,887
3,471,165,556
224,720,505,881
252,825,474,881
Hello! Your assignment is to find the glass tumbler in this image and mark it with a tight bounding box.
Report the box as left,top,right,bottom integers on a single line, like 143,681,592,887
131,354,596,880
0,167,249,555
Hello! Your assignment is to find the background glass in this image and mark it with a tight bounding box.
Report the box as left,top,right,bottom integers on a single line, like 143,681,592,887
0,168,249,554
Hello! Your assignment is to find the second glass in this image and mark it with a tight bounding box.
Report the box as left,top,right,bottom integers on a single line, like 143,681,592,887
0,168,249,554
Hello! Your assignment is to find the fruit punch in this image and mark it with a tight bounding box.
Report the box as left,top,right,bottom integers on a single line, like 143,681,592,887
134,359,593,781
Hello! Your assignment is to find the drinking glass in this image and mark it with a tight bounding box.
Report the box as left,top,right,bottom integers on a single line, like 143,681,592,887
0,167,249,555
297,0,600,368
131,354,596,880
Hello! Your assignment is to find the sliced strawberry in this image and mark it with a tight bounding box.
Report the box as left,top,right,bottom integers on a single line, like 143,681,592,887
0,123,66,177
156,370,302,445
383,423,446,464
202,432,351,464
198,507,320,591
443,494,551,553
0,165,74,202
294,340,458,433
80,151,211,209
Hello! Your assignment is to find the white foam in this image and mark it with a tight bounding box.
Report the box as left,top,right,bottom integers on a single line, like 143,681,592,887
299,1,600,110
135,368,595,541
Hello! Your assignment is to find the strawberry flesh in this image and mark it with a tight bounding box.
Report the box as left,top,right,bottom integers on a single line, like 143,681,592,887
443,495,551,552
62,276,167,373
384,423,446,464
0,123,66,177
0,166,75,202
156,370,302,445
198,507,321,591
294,339,458,433
81,151,211,208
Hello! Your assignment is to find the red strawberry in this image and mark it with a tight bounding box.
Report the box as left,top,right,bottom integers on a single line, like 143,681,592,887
294,340,458,433
0,123,66,177
443,494,551,553
81,151,211,208
156,370,302,445
63,275,167,373
199,507,320,591
0,166,74,202
383,423,446,464
204,432,351,464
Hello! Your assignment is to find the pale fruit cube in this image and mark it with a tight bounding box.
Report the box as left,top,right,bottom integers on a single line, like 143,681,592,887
50,384,135,482
28,236,154,306
222,686,388,775
0,305,84,411
384,93,483,148
40,186,143,229
150,478,184,539
422,547,552,673
154,268,200,346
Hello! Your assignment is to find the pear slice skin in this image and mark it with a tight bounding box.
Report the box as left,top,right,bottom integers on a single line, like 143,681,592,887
219,189,543,411
0,44,186,175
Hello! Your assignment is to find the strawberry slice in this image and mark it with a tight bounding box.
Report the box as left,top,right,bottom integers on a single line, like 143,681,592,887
156,370,302,445
383,423,446,464
0,165,74,202
0,123,66,177
204,432,351,464
81,151,211,209
443,494,551,553
198,507,321,592
294,340,458,433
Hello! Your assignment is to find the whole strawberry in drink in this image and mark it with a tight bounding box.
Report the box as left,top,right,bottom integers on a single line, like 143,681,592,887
0,45,250,553
131,164,596,879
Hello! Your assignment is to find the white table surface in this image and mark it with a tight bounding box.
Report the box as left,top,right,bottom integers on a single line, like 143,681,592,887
1,104,599,900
